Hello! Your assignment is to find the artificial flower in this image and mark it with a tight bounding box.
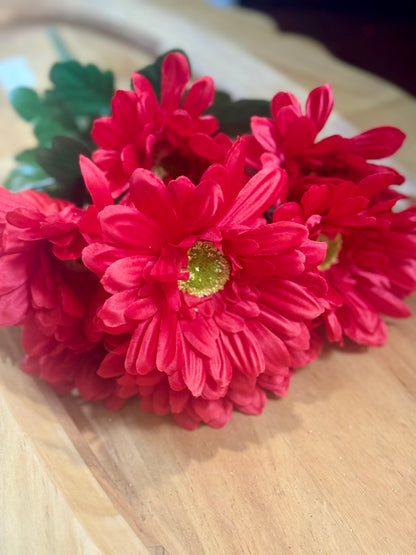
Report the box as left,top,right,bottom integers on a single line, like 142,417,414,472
273,172,416,345
0,186,102,350
2,53,414,430
92,51,232,198
244,84,406,199
81,141,327,427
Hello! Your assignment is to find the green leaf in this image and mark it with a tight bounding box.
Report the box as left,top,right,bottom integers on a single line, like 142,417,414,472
206,89,233,114
4,161,55,193
33,115,78,147
5,60,114,204
15,148,42,164
5,148,57,194
4,138,92,202
36,136,91,186
136,49,191,100
9,87,43,121
10,88,79,148
208,98,271,137
48,61,114,117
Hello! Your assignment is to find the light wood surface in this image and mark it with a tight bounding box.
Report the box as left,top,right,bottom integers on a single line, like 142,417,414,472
0,1,415,553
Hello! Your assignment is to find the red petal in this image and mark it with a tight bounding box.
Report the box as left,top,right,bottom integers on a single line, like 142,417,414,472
99,204,164,252
362,287,412,318
183,76,215,116
352,126,406,158
283,116,317,155
271,91,302,119
169,389,190,414
98,290,138,330
260,278,324,321
192,397,233,428
239,221,308,255
197,115,219,135
112,90,140,138
132,72,159,103
129,169,178,234
98,351,126,378
181,316,219,358
0,252,32,294
182,347,206,396
92,117,126,149
275,105,302,137
229,386,267,415
221,329,265,377
102,256,151,293
0,284,30,325
358,172,396,198
82,243,135,277
250,116,279,152
187,179,224,233
161,52,190,111
221,167,287,227
80,156,113,210
125,296,159,321
188,133,222,160
76,366,116,401
305,84,333,132
166,109,193,136
156,307,182,374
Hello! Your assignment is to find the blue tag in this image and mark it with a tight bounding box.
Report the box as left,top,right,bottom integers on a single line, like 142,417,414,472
0,56,36,94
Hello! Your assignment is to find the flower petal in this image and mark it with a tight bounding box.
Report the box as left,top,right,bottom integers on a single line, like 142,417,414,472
182,347,206,396
99,204,164,252
221,329,265,377
183,76,215,116
80,156,113,210
220,167,287,227
305,84,333,132
161,52,190,111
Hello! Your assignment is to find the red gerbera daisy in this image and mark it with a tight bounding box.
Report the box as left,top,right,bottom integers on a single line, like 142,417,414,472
0,186,102,351
92,52,232,198
82,141,327,428
273,172,416,346
245,84,406,197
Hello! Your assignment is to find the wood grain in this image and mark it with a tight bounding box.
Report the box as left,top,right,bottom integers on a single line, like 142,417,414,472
0,1,415,553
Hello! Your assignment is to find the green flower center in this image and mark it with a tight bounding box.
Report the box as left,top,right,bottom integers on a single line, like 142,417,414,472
151,164,169,180
317,232,343,271
178,240,231,298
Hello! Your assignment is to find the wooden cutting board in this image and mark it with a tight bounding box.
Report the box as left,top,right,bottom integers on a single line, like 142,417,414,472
0,1,415,553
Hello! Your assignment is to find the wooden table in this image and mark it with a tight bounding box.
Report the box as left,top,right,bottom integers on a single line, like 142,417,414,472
0,1,415,553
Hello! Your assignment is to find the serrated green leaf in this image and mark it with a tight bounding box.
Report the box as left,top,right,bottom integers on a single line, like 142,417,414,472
9,86,80,148
209,98,271,137
9,87,43,121
49,60,114,117
6,61,113,205
36,136,91,186
136,49,191,100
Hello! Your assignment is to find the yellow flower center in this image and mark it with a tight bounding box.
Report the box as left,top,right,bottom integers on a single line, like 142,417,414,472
151,164,169,180
178,240,231,298
317,232,343,271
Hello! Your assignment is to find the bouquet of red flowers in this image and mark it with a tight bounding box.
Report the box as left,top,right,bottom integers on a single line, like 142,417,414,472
1,51,415,429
